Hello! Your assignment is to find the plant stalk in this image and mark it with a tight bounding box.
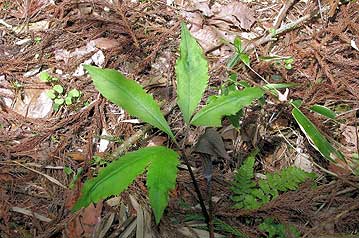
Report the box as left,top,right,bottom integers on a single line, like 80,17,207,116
181,151,210,224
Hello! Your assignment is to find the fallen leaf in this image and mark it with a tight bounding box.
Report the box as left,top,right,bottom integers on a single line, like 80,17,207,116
194,128,230,159
341,125,358,148
294,152,313,173
212,2,255,30
13,88,53,118
65,186,103,238
147,136,167,147
191,25,221,52
193,0,213,17
92,37,120,50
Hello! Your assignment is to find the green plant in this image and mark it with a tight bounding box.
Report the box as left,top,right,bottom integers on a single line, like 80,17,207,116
227,37,251,68
64,167,84,189
41,71,81,111
214,219,247,238
73,22,264,224
231,149,316,210
258,218,300,238
39,71,59,82
34,36,42,44
91,155,108,167
229,36,347,168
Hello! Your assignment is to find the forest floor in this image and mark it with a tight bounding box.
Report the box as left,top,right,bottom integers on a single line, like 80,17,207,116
0,0,359,237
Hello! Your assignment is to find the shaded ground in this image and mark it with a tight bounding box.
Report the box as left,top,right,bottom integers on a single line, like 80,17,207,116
0,0,359,237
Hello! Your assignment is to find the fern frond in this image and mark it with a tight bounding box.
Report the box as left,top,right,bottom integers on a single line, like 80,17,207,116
231,149,316,210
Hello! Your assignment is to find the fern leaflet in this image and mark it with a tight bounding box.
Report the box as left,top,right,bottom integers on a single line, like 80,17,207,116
231,150,316,210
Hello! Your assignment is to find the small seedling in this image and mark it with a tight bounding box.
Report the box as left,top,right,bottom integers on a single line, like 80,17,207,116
11,81,22,89
65,89,81,105
259,218,300,238
91,155,108,167
64,166,84,189
41,71,81,111
39,71,59,82
258,55,294,70
228,37,251,68
34,36,42,44
283,57,294,70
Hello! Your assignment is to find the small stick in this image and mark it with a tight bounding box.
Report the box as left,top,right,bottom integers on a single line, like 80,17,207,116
244,5,330,53
273,0,297,29
13,161,67,189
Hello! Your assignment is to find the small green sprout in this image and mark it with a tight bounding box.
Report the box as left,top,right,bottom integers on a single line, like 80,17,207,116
269,28,277,36
228,37,251,68
64,167,84,189
39,71,60,82
46,89,56,99
34,36,42,44
53,84,64,94
39,71,51,82
42,72,82,111
284,57,294,70
65,89,81,105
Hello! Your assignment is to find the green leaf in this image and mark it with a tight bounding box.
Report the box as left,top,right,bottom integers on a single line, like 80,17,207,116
84,65,174,139
191,87,263,126
65,96,73,105
39,71,50,82
64,166,74,175
175,22,209,124
53,84,64,94
263,83,298,90
309,104,336,119
291,104,344,162
68,88,81,98
291,99,302,108
73,146,179,224
239,53,250,66
234,37,242,52
227,53,241,69
46,89,56,99
54,98,64,105
147,148,179,223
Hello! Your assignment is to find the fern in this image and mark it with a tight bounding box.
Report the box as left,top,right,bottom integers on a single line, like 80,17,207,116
214,219,248,238
231,150,316,210
258,218,300,238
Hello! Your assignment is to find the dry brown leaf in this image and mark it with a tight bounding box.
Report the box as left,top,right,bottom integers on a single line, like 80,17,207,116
146,136,167,147
328,160,353,176
341,125,358,149
92,37,120,50
65,199,103,238
12,88,52,118
193,0,213,17
191,25,221,52
212,1,255,31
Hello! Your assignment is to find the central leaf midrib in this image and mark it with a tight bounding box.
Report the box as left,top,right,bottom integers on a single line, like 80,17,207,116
86,155,152,197
104,77,170,135
194,94,252,121
184,34,193,119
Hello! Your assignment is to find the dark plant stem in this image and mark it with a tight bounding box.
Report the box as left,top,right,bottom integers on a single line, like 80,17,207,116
355,110,359,159
181,152,210,223
173,127,211,234
207,179,214,238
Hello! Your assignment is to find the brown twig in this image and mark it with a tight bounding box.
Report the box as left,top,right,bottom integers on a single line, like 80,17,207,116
273,0,297,29
244,5,330,53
